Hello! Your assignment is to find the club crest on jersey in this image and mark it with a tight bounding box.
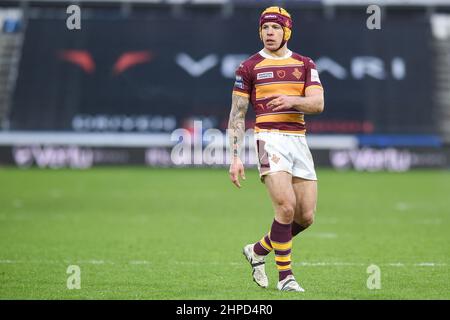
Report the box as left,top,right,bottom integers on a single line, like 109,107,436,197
277,70,286,79
257,71,274,80
271,154,280,164
292,68,302,80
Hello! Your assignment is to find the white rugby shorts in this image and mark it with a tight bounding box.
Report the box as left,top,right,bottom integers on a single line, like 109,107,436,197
254,131,317,181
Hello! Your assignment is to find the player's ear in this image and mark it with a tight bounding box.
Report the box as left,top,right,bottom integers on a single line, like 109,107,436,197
284,27,291,41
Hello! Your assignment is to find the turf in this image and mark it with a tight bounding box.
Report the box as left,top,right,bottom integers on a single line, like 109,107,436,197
0,167,449,299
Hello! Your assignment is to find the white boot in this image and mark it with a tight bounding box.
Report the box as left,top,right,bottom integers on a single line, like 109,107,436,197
242,244,269,288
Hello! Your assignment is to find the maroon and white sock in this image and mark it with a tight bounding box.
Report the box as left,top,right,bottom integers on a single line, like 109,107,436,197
269,219,293,281
291,221,307,237
253,221,306,256
253,233,272,256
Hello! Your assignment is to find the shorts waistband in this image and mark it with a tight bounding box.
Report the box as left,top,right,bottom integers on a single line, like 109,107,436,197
254,130,306,137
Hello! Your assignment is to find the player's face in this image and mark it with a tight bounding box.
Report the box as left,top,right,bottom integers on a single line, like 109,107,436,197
261,22,284,51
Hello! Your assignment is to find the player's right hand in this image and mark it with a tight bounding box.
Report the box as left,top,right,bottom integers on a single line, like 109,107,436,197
229,157,246,188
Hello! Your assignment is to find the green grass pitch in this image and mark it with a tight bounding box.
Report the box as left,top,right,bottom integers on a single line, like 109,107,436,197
0,167,449,299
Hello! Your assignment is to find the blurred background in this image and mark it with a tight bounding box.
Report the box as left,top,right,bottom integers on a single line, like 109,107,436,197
0,0,449,170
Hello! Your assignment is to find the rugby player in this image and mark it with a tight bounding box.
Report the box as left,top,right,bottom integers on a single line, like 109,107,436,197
227,6,324,292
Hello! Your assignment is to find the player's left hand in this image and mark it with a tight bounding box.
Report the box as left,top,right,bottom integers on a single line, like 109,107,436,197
267,94,296,111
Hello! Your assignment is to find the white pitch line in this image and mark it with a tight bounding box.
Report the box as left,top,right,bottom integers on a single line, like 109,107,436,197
296,262,365,266
304,232,338,239
387,263,405,267
0,259,115,265
0,260,16,264
129,260,152,265
76,260,108,265
414,262,447,267
0,260,447,267
395,202,412,211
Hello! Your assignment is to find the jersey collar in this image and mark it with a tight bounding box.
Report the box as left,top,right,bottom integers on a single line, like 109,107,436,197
259,49,292,60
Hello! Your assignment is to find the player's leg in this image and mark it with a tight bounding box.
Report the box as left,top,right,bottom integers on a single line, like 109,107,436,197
264,172,297,224
244,133,302,290
247,133,287,260
252,206,312,257
254,179,315,262
243,171,295,288
251,134,297,257
263,172,304,291
251,146,297,260
243,171,297,289
264,171,296,278
290,134,318,236
292,177,317,236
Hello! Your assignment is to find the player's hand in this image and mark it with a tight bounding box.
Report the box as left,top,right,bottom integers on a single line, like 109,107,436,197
267,94,296,111
229,157,246,188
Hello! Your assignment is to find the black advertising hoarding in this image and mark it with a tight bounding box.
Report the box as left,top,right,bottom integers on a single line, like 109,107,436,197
10,14,434,134
0,145,448,170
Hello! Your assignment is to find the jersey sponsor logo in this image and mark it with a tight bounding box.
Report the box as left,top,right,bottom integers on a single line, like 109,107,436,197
277,70,286,78
257,71,274,80
234,75,244,88
292,68,302,80
311,69,321,83
234,81,244,89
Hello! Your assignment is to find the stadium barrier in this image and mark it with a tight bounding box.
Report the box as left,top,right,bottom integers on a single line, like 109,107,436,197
0,131,448,170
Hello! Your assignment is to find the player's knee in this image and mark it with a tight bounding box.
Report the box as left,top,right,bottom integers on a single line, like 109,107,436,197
277,202,295,222
302,209,315,228
301,213,315,228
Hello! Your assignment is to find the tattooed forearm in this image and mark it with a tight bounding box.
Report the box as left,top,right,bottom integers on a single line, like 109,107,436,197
228,94,249,160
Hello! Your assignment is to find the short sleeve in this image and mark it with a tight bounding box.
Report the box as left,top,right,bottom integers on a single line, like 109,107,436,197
232,62,252,98
304,57,323,91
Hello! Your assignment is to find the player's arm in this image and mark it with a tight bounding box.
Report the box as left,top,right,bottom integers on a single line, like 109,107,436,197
266,87,324,114
228,93,249,188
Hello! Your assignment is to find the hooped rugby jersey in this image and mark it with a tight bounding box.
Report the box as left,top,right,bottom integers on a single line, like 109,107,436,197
232,49,323,134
